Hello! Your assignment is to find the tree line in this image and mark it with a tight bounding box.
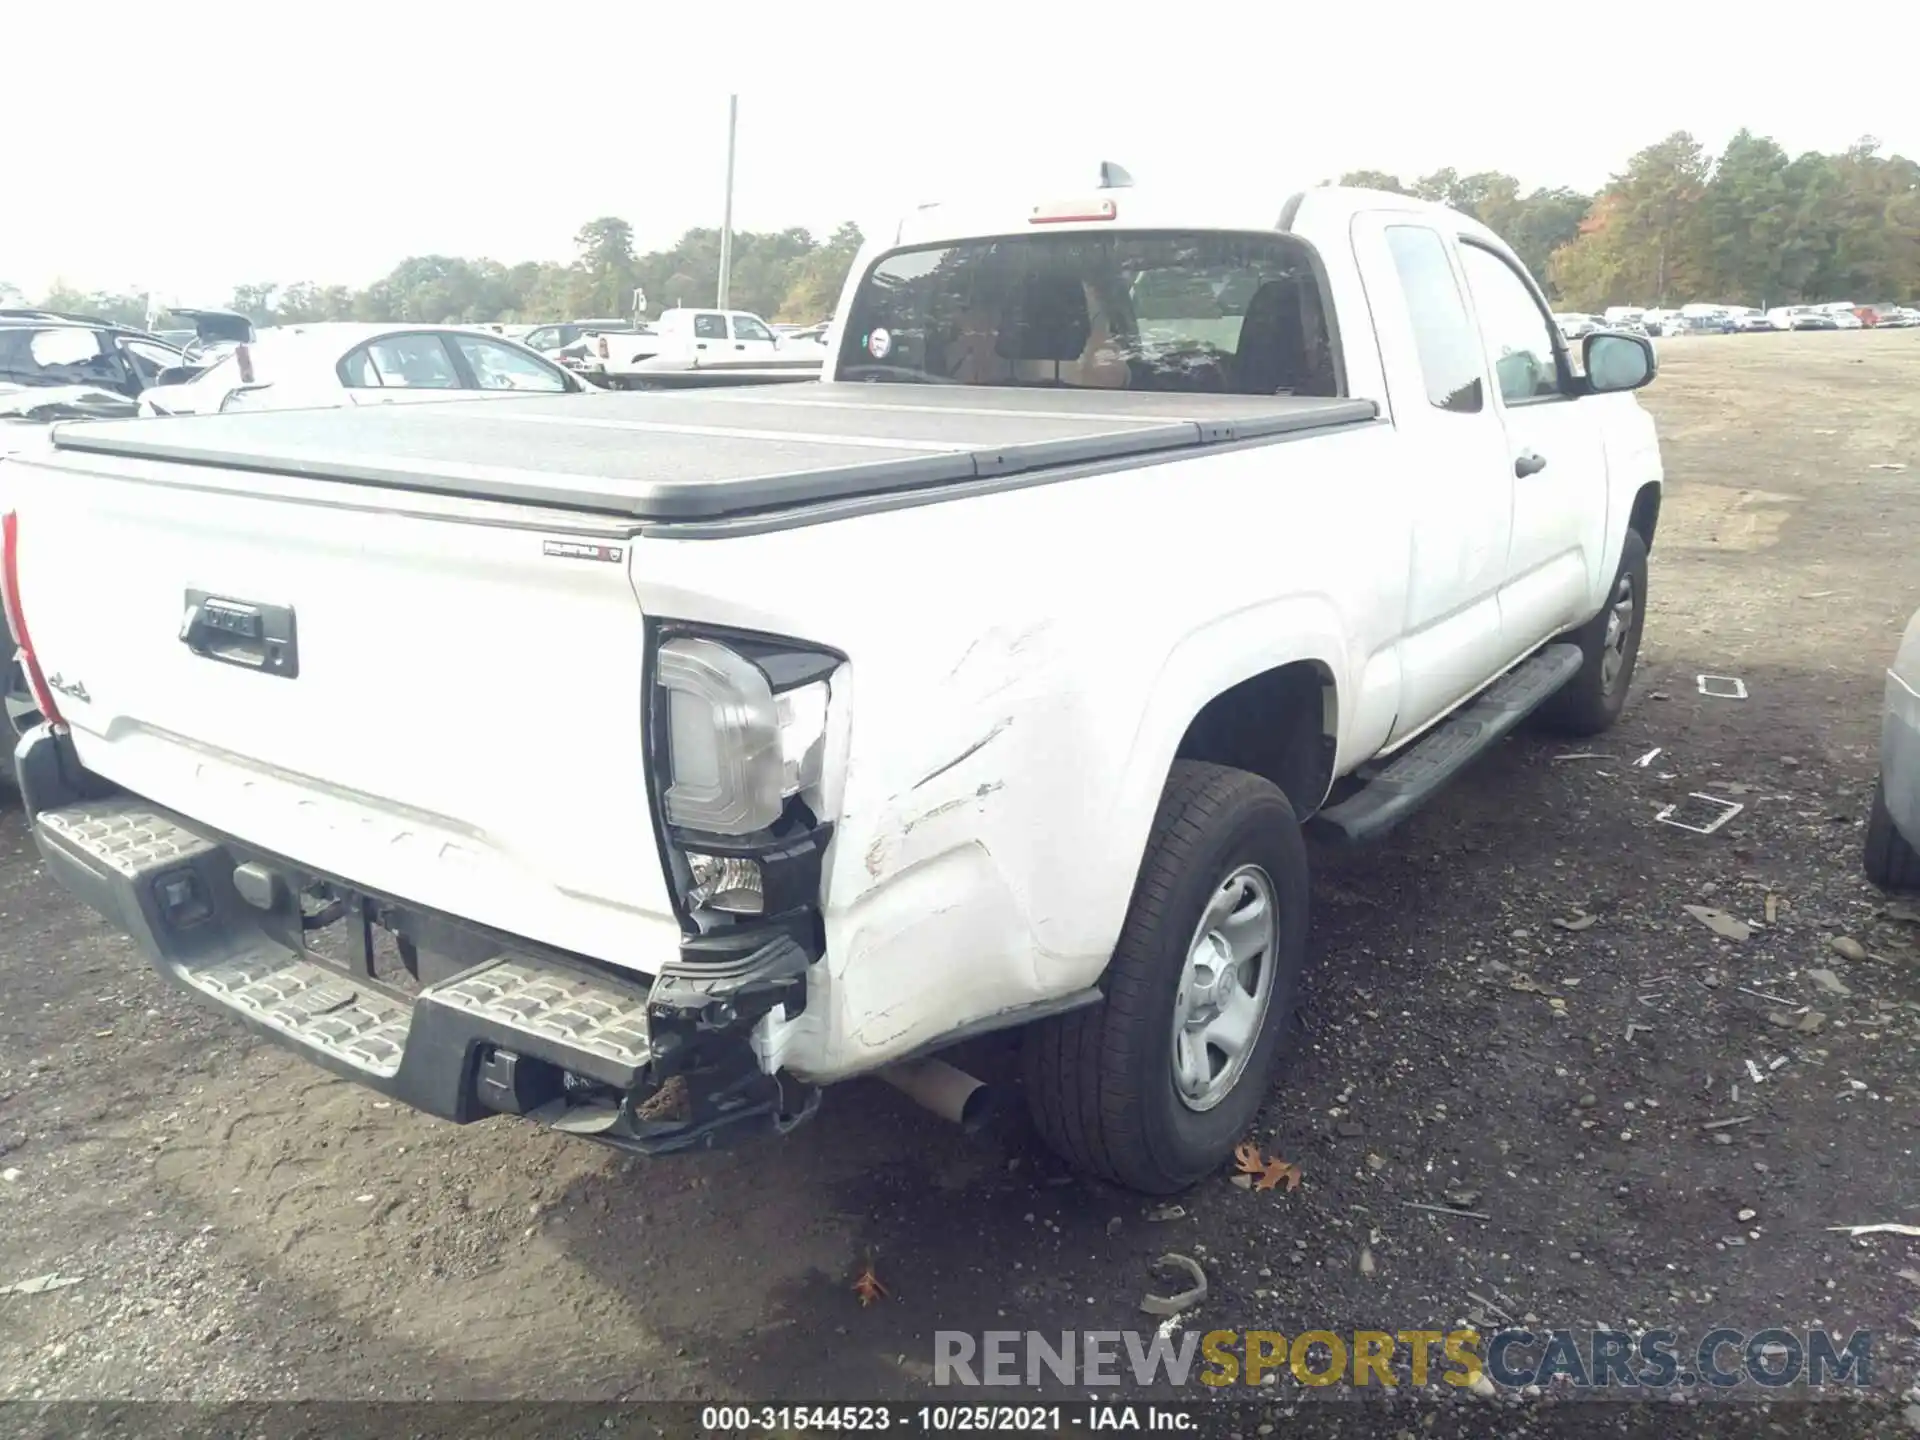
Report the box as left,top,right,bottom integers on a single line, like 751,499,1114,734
1338,130,1919,309
8,128,1917,328
12,217,867,332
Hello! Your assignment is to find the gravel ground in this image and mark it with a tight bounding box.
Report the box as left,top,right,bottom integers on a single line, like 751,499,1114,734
1,330,1917,1434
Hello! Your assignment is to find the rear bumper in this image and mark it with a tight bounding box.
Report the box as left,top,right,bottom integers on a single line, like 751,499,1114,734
17,726,820,1155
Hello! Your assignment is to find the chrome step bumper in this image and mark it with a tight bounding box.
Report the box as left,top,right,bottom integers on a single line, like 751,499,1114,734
26,769,816,1154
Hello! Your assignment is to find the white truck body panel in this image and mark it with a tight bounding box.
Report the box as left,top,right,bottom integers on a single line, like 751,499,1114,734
3,183,1662,1090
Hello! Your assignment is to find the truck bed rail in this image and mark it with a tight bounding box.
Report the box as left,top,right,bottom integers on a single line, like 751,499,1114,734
46,384,1379,523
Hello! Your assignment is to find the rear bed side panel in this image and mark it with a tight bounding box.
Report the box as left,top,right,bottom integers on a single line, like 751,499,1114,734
7,453,678,968
629,423,1412,1079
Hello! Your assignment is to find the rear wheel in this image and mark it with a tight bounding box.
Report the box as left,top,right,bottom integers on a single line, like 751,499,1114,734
1023,761,1309,1194
1535,528,1649,737
1864,774,1920,891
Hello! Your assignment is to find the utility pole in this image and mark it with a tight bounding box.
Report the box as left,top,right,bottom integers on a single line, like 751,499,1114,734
717,94,738,310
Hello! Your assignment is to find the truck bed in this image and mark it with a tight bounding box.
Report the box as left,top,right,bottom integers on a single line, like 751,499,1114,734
47,384,1378,523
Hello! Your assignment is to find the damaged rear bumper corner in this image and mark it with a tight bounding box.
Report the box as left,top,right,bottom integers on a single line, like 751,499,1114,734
19,726,820,1157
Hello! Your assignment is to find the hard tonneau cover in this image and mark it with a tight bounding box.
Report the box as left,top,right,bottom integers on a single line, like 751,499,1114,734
47,384,1378,523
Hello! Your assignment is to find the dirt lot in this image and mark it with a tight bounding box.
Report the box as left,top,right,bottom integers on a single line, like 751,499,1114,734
1,331,1917,1428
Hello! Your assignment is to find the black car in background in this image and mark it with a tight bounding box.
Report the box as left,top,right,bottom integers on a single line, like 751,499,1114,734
0,310,195,398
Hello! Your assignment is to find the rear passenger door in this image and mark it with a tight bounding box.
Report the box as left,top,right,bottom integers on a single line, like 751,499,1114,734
1453,241,1607,649
1352,215,1516,743
691,313,730,354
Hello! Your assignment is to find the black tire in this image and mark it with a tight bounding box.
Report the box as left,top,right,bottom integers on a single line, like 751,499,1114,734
1864,774,1920,891
1535,527,1650,737
1022,761,1309,1194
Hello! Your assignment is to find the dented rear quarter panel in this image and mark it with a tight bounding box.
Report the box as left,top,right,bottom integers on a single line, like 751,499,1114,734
628,423,1411,1079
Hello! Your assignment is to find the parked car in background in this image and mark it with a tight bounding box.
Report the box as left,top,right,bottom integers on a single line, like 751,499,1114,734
1553,312,1604,341
138,323,589,416
523,319,636,364
0,314,192,399
1781,308,1840,331
1866,606,1920,891
152,307,257,360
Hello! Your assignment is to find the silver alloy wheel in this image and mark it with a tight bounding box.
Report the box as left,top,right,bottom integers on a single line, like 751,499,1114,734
1600,572,1636,692
1170,863,1279,1113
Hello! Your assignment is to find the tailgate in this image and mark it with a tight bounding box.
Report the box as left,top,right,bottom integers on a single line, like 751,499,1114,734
7,449,675,968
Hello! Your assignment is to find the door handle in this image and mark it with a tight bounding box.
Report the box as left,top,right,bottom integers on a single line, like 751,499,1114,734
1514,450,1548,478
735,343,746,350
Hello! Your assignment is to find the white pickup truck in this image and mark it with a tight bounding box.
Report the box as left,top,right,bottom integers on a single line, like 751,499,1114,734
597,307,826,388
1,175,1663,1193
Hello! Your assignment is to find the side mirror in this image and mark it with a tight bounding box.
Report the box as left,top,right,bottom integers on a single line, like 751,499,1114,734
1583,331,1656,394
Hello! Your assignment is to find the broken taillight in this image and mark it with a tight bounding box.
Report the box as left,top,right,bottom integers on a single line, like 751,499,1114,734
0,510,64,729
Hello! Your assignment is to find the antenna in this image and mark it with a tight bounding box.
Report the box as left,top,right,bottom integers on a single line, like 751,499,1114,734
1098,161,1135,189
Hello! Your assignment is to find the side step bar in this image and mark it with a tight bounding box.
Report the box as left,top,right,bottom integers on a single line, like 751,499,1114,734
1309,642,1584,845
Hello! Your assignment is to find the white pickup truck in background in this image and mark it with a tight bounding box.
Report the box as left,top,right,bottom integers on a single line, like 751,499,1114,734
0,172,1663,1193
596,306,827,388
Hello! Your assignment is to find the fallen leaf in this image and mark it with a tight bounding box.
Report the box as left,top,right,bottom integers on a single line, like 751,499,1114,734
852,1256,889,1306
1552,914,1598,932
1256,1157,1303,1193
1235,1139,1301,1194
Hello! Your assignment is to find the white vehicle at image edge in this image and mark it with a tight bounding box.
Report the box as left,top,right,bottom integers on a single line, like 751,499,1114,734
138,323,589,416
0,173,1663,1194
1865,606,1920,892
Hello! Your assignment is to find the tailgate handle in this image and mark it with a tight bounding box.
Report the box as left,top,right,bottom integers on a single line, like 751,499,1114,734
180,591,300,679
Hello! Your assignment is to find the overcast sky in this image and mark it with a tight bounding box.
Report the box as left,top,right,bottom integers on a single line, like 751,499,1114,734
10,0,1918,303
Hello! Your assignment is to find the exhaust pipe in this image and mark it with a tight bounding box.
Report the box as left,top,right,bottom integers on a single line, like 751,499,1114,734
877,1058,992,1133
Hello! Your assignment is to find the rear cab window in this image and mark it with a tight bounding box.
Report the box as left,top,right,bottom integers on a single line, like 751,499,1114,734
1382,225,1485,414
836,230,1341,395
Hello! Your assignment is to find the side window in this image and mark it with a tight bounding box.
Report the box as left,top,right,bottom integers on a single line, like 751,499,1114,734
339,346,384,387
1458,244,1563,403
1383,226,1484,414
359,334,460,388
692,313,728,340
451,336,570,392
731,315,773,343
524,327,558,351
119,339,182,384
